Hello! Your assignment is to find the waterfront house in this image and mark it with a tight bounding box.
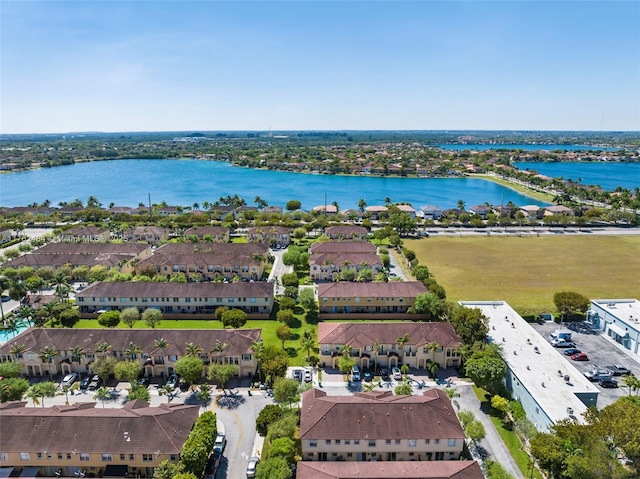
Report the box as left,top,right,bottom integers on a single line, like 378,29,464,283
313,205,339,214
468,204,491,219
318,321,461,370
364,205,388,219
419,205,443,220
317,281,427,320
395,204,417,218
0,327,262,378
519,205,542,221
544,205,575,217
0,400,199,479
300,388,465,462
75,281,274,319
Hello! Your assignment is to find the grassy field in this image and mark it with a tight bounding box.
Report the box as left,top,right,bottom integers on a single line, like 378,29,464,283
472,174,554,203
405,235,640,316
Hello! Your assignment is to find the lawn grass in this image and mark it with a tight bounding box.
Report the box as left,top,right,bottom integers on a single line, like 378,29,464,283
472,386,542,479
405,235,640,316
472,174,554,203
74,315,317,366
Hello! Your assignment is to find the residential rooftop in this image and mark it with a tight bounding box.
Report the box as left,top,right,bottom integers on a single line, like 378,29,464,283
76,281,274,300
318,281,427,298
295,460,484,479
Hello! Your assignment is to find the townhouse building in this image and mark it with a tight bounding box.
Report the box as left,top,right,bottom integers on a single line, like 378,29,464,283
310,253,383,282
300,388,465,462
309,241,376,255
120,226,170,244
75,281,274,319
246,226,290,247
134,252,266,281
296,461,484,479
324,225,368,241
0,400,200,479
183,226,230,243
318,322,461,370
318,282,428,320
0,327,262,379
58,226,110,243
155,242,269,257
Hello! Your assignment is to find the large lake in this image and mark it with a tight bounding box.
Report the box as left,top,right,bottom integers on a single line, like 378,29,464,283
514,161,640,191
1,159,549,209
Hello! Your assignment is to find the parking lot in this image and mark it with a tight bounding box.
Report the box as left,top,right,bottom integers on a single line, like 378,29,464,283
531,320,640,407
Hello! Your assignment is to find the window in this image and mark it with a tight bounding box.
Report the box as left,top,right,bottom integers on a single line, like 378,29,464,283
368,440,376,447
66,453,72,460
408,439,417,447
0,453,7,461
102,454,113,462
142,454,154,462
37,453,43,460
385,439,391,445
58,453,63,460
47,453,52,460
425,439,430,445
335,440,341,445
434,439,440,445
344,440,351,445
120,454,126,461
325,440,331,445
309,440,317,448
129,454,135,461
395,439,401,445
347,453,353,458
354,440,360,445
435,452,444,460
19,453,30,461
79,454,90,462
170,455,177,462
448,439,456,447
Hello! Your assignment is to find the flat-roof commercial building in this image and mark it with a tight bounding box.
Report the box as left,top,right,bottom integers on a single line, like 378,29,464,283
588,299,640,357
460,301,599,432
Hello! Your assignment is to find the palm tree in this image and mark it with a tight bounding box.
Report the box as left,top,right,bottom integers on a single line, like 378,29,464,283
123,342,142,360
424,341,441,359
358,198,367,213
69,346,85,372
395,333,411,352
338,343,352,358
153,338,169,365
0,276,10,322
300,334,315,361
2,317,24,338
621,374,640,396
95,340,112,358
209,340,228,364
370,341,382,372
8,280,28,305
17,306,36,327
384,197,392,206
38,345,59,366
185,342,203,358
9,343,26,360
93,386,111,408
50,271,71,303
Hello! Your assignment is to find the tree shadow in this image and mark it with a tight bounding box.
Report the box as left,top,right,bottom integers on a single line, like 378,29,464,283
293,306,305,315
289,316,302,329
290,333,301,341
305,311,319,325
216,392,246,410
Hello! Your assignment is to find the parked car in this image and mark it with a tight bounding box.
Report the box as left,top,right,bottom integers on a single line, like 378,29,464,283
303,369,312,383
213,433,226,453
88,375,102,391
604,365,631,376
552,340,576,348
563,348,581,356
379,368,390,381
137,377,150,388
350,365,361,382
61,372,79,388
584,368,613,382
363,370,373,382
570,352,589,361
246,457,260,478
79,377,91,390
598,379,619,388
392,367,402,380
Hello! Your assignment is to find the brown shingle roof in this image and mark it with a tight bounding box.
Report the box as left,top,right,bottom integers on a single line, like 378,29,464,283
300,389,464,441
296,461,484,479
318,282,427,299
61,226,109,236
325,225,368,236
35,243,149,255
317,322,460,349
0,328,262,358
2,253,133,269
0,401,199,454
247,226,290,234
310,241,377,254
156,243,269,255
183,226,230,236
136,252,262,268
310,253,382,268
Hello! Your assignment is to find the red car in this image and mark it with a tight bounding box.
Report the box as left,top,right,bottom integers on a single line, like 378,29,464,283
571,352,589,361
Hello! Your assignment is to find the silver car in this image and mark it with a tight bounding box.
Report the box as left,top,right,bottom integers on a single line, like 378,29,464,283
246,457,260,478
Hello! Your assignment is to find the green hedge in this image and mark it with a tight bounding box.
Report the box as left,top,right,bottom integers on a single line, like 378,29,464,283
179,411,217,476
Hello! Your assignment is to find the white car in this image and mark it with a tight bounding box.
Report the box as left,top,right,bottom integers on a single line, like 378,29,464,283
392,367,402,380
304,369,312,382
213,433,226,453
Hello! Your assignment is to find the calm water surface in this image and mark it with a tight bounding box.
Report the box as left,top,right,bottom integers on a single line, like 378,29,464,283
515,162,640,191
1,159,550,208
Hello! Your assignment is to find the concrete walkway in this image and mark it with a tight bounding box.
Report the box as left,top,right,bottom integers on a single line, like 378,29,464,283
455,384,524,478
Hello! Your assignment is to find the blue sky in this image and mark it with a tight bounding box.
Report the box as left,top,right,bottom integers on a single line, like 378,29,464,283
1,1,639,133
